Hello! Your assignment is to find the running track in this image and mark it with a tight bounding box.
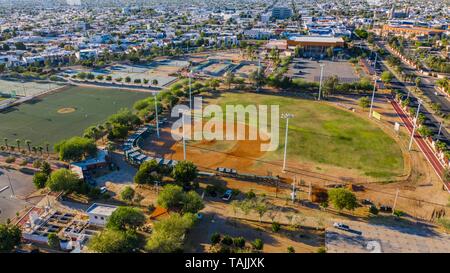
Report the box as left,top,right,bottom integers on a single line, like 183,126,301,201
391,100,450,192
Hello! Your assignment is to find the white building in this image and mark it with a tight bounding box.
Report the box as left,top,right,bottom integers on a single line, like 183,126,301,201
86,203,117,226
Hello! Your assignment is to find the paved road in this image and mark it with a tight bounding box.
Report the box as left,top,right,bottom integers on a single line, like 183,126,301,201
376,41,450,140
391,100,449,191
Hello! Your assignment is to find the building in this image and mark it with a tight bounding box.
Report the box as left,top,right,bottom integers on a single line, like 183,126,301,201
272,7,292,20
287,36,345,57
69,149,109,180
381,25,445,37
86,203,118,226
75,49,98,60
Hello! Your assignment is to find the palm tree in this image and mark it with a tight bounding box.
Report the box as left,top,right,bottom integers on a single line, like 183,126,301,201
25,140,32,153
45,142,50,156
152,79,158,86
225,71,234,90
15,139,21,151
38,146,43,156
4,138,8,150
32,146,37,154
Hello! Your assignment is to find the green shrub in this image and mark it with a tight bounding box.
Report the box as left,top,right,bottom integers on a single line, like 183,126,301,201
221,235,233,246
252,238,264,250
287,246,295,253
272,222,281,232
5,156,15,163
210,233,221,245
233,237,246,248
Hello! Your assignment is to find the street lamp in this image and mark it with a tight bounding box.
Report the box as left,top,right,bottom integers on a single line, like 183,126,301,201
181,110,190,160
154,93,160,138
369,78,378,118
438,121,443,137
189,69,193,110
281,113,294,172
409,99,422,151
318,64,325,101
4,171,15,198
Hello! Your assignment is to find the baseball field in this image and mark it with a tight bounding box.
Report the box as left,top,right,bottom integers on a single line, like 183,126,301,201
142,91,405,181
0,86,149,149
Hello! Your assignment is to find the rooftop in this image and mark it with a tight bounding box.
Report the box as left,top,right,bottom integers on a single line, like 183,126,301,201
288,36,344,43
86,203,117,216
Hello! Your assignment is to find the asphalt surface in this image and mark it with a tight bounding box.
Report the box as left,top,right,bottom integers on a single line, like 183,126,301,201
0,168,40,223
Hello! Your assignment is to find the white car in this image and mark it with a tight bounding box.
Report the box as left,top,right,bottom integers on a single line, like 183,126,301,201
222,190,233,201
333,222,350,231
100,186,107,194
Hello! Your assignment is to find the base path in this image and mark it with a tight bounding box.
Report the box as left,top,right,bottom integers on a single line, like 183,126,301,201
391,100,449,192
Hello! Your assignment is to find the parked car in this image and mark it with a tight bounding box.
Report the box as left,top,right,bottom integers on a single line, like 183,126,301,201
100,186,107,194
361,199,373,206
379,205,392,213
222,189,233,201
333,222,350,231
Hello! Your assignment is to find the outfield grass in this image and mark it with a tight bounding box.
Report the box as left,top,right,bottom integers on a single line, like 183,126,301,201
0,86,149,149
208,92,404,179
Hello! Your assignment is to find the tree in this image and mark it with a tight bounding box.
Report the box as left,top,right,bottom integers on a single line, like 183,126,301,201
88,229,139,253
25,140,31,153
152,79,158,86
172,161,198,189
145,213,196,253
134,159,162,184
47,233,60,249
33,172,48,189
415,77,422,88
157,184,204,214
120,186,135,203
41,161,52,177
54,136,97,162
224,71,235,90
380,71,393,84
46,169,80,192
328,188,357,211
15,139,21,150
106,207,146,231
322,75,339,97
0,224,21,252
358,96,370,109
251,238,264,251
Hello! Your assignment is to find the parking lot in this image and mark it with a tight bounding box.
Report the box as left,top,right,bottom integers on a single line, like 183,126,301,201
0,168,40,223
288,58,360,82
326,218,450,253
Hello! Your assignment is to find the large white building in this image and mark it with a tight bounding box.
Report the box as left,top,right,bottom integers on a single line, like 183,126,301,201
86,203,117,226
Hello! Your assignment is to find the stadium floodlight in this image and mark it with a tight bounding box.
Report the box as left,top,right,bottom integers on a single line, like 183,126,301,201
189,69,193,110
318,64,325,101
181,109,190,160
154,93,160,138
369,78,378,118
281,113,294,172
408,99,422,151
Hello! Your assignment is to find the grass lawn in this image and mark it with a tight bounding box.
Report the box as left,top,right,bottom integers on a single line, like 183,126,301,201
206,91,404,179
0,86,150,149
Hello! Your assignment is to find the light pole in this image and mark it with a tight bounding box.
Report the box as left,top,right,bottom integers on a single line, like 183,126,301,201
5,171,15,198
182,110,188,160
369,78,377,118
189,69,192,110
373,52,378,69
154,93,160,138
282,113,294,172
438,121,442,137
318,64,325,101
409,99,422,151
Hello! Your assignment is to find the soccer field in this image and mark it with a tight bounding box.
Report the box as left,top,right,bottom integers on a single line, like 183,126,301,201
204,92,405,179
0,86,149,149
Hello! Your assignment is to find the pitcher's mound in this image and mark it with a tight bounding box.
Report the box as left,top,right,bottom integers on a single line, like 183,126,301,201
57,107,76,114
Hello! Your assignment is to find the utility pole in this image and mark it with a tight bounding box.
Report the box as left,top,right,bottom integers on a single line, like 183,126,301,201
392,189,400,214
281,113,294,172
291,182,296,203
373,52,378,70
438,122,443,137
369,78,377,118
154,93,160,138
409,100,422,151
318,64,325,100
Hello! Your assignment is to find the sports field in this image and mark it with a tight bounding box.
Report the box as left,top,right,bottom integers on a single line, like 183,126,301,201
212,92,404,179
0,86,149,149
143,91,404,181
